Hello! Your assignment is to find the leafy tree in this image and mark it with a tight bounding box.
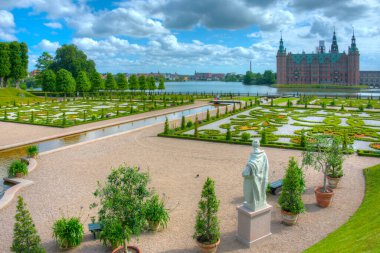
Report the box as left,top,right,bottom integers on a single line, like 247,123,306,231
105,73,117,91
92,166,151,252
129,74,138,91
262,70,276,84
0,42,11,87
148,76,156,91
158,77,165,90
36,52,53,71
11,196,45,253
50,44,96,78
116,73,128,90
76,71,91,92
37,69,56,92
138,75,146,91
90,72,104,92
9,42,23,87
302,135,345,193
243,71,254,84
20,42,28,81
56,69,76,93
193,177,220,244
278,157,305,214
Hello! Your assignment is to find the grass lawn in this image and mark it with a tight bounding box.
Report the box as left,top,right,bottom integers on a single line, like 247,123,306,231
313,98,380,109
304,164,380,253
0,88,44,105
273,97,298,105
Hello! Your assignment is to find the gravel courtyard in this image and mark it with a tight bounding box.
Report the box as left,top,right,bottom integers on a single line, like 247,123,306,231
0,122,378,253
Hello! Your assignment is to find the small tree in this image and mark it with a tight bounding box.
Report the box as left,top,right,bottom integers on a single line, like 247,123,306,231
194,115,199,138
164,117,169,134
287,99,292,108
92,166,150,252
278,158,305,215
181,116,186,130
270,98,274,107
241,132,251,142
302,135,344,192
300,129,307,147
11,196,45,253
158,77,165,90
193,177,220,244
216,107,220,118
226,126,231,140
260,128,268,145
206,109,210,121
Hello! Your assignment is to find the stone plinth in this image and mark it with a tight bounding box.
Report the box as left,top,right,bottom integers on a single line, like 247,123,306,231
236,204,272,247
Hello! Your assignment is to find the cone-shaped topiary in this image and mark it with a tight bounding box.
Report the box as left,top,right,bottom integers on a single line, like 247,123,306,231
193,177,220,244
164,117,169,134
278,158,305,214
181,115,186,130
194,115,199,138
11,196,45,253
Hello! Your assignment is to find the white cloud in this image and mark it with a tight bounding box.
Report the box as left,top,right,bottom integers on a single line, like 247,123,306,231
0,10,16,40
44,22,62,29
35,39,60,52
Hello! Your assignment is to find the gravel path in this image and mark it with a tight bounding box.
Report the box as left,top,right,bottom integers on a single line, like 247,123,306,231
0,123,378,253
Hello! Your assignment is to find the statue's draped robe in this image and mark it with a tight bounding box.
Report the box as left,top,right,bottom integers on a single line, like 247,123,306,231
242,151,269,211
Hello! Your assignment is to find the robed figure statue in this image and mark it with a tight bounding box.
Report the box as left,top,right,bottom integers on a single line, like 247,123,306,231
242,140,269,211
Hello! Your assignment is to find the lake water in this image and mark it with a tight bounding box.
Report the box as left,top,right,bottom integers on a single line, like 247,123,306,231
163,81,380,96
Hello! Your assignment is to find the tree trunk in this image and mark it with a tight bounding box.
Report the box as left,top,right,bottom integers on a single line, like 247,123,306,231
0,77,3,88
16,80,20,89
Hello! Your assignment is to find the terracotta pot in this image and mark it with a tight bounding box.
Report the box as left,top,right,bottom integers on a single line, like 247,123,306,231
314,186,334,208
196,239,220,253
281,210,299,226
112,245,141,253
327,176,341,189
15,172,24,178
148,221,160,231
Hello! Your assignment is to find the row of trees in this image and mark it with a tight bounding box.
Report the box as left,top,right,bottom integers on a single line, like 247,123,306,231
243,70,276,85
0,42,28,88
36,45,165,93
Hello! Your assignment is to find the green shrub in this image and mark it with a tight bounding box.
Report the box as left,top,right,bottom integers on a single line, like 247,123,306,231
52,217,84,249
11,196,45,253
194,115,199,138
26,145,39,158
300,129,307,147
164,117,169,134
193,177,220,244
226,127,232,140
186,121,193,128
144,194,170,231
99,218,125,249
241,132,251,142
278,157,305,214
260,128,268,145
8,160,28,177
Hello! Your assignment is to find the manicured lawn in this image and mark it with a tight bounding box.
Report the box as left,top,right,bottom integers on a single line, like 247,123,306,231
0,88,44,105
304,164,380,253
273,97,298,105
313,98,380,109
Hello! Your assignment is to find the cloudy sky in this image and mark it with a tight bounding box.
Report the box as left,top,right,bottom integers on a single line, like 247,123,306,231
0,0,379,74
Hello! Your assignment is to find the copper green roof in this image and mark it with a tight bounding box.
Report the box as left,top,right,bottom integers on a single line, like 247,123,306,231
291,53,344,65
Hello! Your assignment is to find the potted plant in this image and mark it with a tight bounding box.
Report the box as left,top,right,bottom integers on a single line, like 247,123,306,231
278,157,305,225
8,160,28,178
26,145,39,158
326,137,345,188
92,166,150,253
302,135,343,207
52,216,84,249
193,177,220,253
144,193,170,232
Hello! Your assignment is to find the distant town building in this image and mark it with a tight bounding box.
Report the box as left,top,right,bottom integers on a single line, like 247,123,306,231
191,71,225,81
360,71,380,87
276,30,360,85
29,70,40,77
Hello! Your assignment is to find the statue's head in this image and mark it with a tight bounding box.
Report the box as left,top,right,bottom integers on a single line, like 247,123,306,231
252,139,260,150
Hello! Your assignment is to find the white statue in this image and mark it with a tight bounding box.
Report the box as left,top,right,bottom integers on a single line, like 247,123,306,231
242,140,269,211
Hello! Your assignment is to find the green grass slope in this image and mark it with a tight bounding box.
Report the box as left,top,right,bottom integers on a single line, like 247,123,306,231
304,164,380,253
0,88,42,105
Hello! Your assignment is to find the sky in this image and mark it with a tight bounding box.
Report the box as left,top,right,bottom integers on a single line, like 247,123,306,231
0,0,379,74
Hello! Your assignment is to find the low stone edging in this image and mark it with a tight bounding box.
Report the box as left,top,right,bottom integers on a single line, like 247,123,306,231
0,158,37,210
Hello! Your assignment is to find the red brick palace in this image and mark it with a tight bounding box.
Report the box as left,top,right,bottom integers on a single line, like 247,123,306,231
276,31,360,85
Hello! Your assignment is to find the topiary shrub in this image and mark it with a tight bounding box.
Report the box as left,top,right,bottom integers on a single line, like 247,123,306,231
278,157,305,215
241,132,251,142
193,177,220,244
11,196,45,253
8,160,28,177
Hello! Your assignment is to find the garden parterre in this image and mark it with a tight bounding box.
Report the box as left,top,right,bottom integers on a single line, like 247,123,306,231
162,105,380,155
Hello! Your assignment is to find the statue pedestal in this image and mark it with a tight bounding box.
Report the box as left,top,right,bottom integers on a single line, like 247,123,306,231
236,204,272,247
